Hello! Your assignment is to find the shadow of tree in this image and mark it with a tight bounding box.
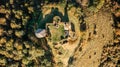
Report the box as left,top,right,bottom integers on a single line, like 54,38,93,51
79,16,86,32
71,22,75,32
68,56,74,65
62,3,69,22
27,0,71,29
38,7,64,29
80,22,86,31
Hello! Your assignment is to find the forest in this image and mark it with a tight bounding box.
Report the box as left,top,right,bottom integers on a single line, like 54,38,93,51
0,0,120,67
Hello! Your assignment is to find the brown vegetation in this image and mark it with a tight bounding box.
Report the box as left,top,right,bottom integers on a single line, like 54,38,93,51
0,0,120,67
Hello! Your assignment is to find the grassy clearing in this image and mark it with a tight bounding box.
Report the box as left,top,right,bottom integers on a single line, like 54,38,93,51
48,24,64,43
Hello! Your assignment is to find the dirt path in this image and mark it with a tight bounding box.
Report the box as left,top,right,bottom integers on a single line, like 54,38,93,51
43,4,82,67
71,11,114,67
42,4,114,67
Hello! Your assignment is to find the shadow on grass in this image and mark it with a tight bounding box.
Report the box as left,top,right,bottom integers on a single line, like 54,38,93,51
62,3,69,22
38,3,69,29
38,7,63,29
